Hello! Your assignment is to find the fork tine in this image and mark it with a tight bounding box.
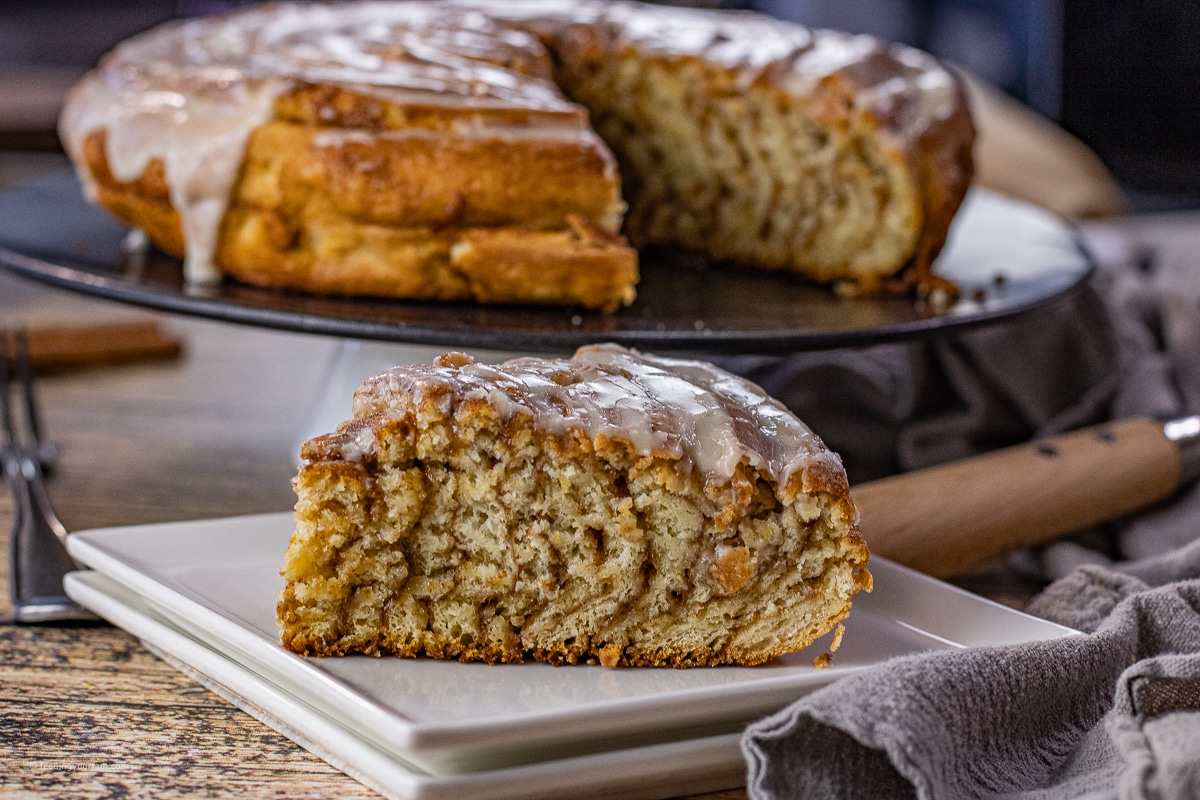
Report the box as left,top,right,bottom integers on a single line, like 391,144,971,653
15,329,40,439
13,328,55,469
2,324,92,623
0,329,14,446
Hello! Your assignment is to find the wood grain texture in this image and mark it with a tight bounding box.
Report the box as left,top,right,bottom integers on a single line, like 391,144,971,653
855,416,1180,577
0,263,747,800
24,320,183,371
1,624,374,799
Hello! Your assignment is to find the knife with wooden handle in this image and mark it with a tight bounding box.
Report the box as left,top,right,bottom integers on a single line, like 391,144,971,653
852,416,1200,578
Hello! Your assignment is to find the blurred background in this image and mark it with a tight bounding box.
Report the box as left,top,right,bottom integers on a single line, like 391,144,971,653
0,0,1197,211
759,0,1200,211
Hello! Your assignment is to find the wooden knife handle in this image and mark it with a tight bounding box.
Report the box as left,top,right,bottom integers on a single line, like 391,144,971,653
852,417,1183,578
25,320,182,370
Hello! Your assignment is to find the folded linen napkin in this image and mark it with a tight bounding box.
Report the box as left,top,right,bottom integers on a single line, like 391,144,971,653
742,563,1200,800
733,218,1200,798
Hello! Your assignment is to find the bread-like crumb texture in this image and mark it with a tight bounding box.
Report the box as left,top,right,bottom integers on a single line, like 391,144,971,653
278,348,872,667
550,39,920,287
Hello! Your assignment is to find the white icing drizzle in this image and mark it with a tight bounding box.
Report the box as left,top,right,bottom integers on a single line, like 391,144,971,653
60,59,284,283
351,344,842,489
339,424,380,463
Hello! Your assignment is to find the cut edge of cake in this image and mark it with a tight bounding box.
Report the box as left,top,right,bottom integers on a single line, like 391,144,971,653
278,345,872,668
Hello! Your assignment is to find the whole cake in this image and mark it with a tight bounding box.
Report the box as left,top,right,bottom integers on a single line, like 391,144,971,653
278,345,871,667
59,0,974,310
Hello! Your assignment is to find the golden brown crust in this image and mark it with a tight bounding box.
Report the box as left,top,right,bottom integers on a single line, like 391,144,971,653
82,119,638,310
81,131,186,258
242,120,619,230
882,75,976,299
274,82,584,133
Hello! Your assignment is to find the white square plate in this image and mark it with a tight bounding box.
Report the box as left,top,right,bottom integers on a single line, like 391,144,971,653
66,512,1079,778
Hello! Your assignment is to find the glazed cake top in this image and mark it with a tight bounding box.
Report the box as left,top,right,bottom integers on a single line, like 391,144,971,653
326,344,848,499
62,0,964,151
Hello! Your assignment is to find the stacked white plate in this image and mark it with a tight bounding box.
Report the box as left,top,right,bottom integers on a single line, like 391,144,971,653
65,512,1079,800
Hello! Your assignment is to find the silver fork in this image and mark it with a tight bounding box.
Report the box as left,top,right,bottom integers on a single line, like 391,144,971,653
2,328,94,622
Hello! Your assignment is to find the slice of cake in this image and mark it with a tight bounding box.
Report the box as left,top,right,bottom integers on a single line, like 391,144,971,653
278,345,871,667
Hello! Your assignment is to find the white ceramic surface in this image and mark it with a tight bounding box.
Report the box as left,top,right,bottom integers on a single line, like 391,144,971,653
66,512,1079,776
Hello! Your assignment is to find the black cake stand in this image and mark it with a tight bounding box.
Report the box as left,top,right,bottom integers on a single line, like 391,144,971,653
0,161,1092,357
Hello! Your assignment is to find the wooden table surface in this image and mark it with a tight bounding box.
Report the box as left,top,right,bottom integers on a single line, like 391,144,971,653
0,154,751,799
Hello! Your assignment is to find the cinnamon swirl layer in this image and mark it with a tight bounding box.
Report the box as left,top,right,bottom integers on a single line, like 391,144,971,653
281,345,871,666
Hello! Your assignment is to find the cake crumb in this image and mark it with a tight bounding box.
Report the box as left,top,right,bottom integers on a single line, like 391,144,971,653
708,544,756,595
598,644,622,669
813,653,833,669
830,623,845,653
833,279,860,298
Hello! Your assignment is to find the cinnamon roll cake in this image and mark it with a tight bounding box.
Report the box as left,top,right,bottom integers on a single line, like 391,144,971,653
278,345,871,667
59,0,974,310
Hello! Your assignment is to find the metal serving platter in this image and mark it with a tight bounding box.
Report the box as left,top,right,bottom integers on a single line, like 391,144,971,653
0,163,1092,354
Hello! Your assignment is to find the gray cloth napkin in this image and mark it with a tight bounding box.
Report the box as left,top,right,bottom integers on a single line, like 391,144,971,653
733,223,1200,798
742,565,1200,800
715,273,1122,486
